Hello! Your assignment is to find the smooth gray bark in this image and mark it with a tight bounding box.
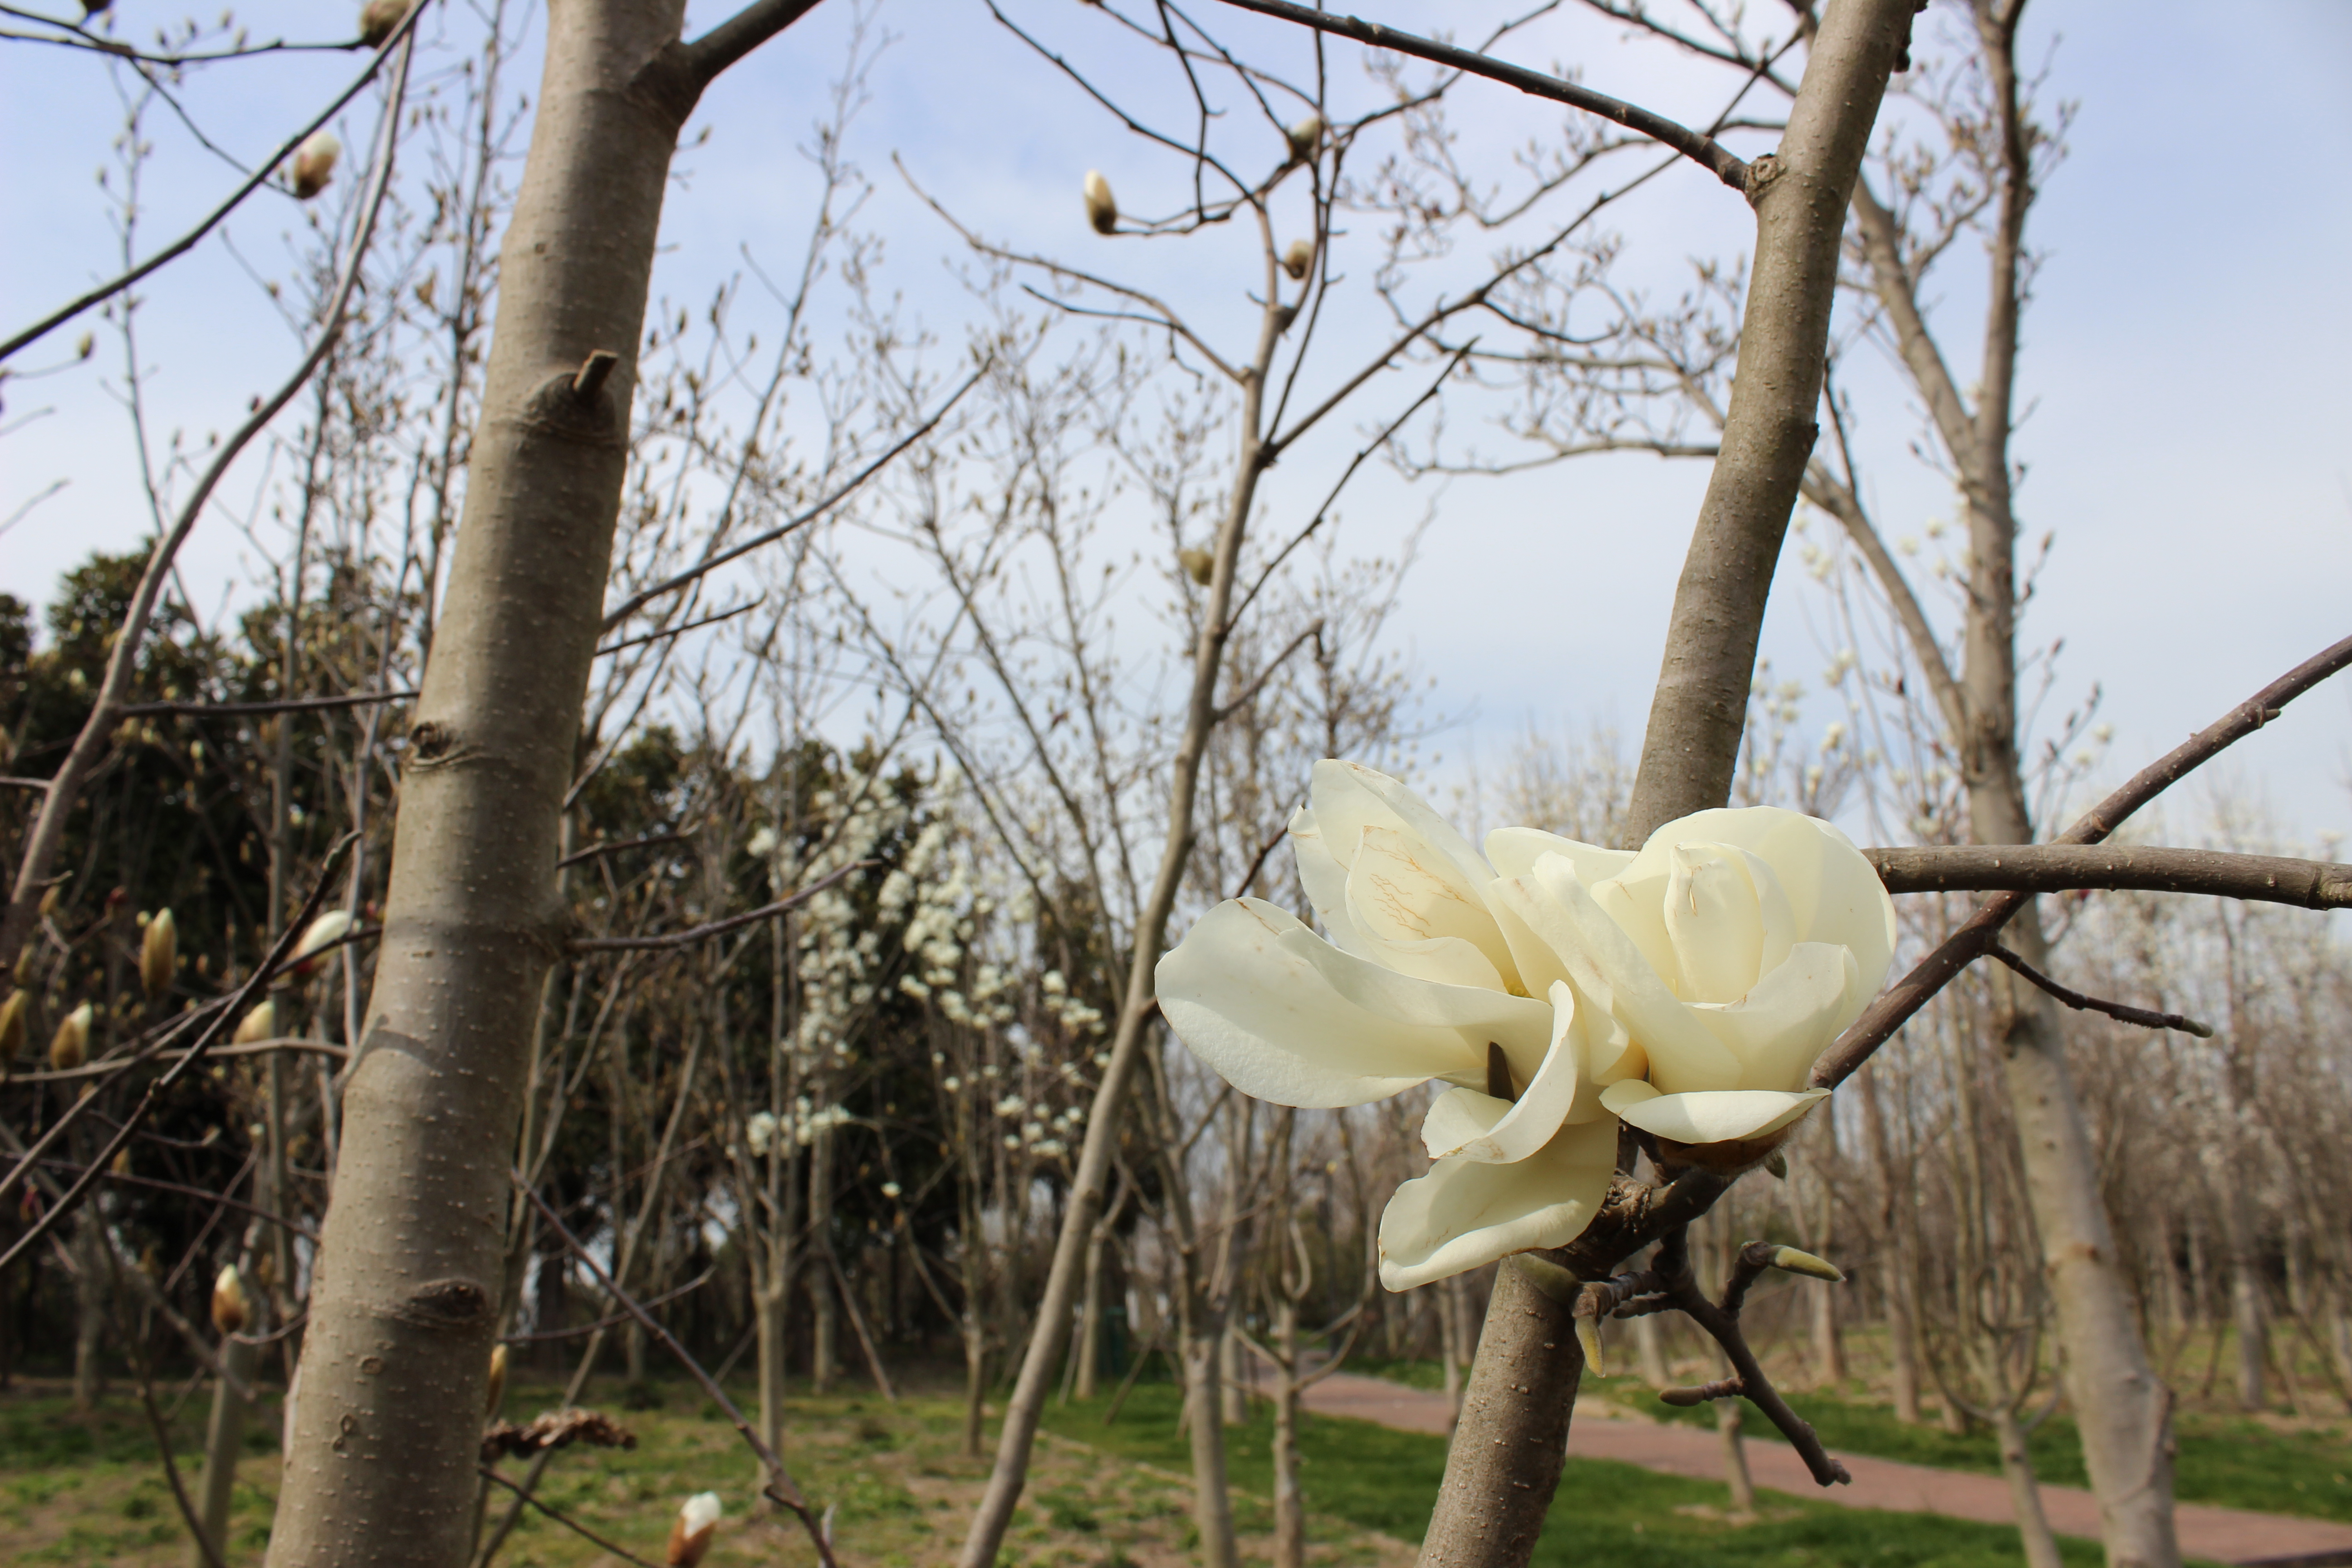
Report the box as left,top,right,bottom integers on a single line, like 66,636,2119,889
1415,3,1915,1561
264,4,815,1561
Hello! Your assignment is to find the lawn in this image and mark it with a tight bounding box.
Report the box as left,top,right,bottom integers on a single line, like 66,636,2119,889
1044,1382,2110,1568
1354,1356,2352,1524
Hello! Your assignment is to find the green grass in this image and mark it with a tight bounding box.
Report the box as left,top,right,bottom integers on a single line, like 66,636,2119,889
1044,1383,2109,1568
1354,1357,2352,1524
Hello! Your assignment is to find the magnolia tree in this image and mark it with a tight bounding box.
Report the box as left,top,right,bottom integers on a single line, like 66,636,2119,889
10,3,2352,1568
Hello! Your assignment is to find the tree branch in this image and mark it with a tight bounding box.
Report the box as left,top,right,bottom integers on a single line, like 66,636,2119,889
1208,0,1752,192
0,3,426,364
1813,631,2352,1088
567,860,873,952
1866,843,2352,911
122,689,417,717
1987,943,2212,1037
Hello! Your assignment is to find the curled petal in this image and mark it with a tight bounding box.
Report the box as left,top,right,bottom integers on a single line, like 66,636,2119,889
1485,825,1633,886
1343,825,1515,990
1662,843,1794,1004
1690,941,1859,1092
1378,1118,1618,1290
1306,759,1494,891
1423,982,1607,1163
1287,804,1364,953
1601,1080,1828,1145
1523,858,1743,1089
1157,898,1548,1108
1621,808,1894,992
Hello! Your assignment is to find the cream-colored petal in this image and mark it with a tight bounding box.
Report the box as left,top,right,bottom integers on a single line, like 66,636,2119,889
1592,868,1683,995
1346,825,1519,990
1422,986,1604,1164
1602,1085,1828,1145
1377,1117,1617,1290
1349,928,1509,991
1662,844,1766,1004
1525,858,1743,1091
1690,942,1859,1092
1156,899,1546,1107
1624,808,1895,990
1485,826,1633,885
1309,760,1494,890
1287,804,1366,954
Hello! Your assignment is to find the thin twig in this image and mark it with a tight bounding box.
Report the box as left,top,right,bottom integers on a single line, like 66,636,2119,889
514,1175,839,1568
568,860,874,952
555,829,696,871
501,1271,715,1343
597,361,990,632
475,1468,663,1568
0,2,428,363
1987,944,2213,1037
122,689,417,717
37,1158,323,1241
0,833,358,1271
1813,633,2352,1089
1207,0,1751,191
1656,1234,1849,1485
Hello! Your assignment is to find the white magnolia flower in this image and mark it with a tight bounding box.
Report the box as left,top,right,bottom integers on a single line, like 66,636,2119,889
1157,761,1633,1289
1485,806,1896,1163
667,1491,721,1567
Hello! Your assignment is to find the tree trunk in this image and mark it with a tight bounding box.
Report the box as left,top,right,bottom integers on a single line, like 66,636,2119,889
810,1125,836,1394
1074,1225,1106,1401
755,1253,790,1460
1184,1302,1242,1568
261,3,818,1559
1994,1405,2066,1568
1272,1297,1306,1568
71,1210,105,1414
1718,1397,1755,1518
1439,1280,1464,1423
1415,6,1912,1561
1221,1322,1249,1425
191,1312,261,1568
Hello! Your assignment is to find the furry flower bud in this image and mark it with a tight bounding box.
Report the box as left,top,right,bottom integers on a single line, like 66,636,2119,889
49,1001,92,1072
1281,239,1313,280
666,1492,722,1567
140,908,177,1001
1285,113,1324,163
1083,170,1117,235
1176,547,1214,586
0,991,26,1063
358,0,408,47
212,1264,250,1336
290,910,354,977
484,1343,508,1417
233,998,277,1047
289,132,341,201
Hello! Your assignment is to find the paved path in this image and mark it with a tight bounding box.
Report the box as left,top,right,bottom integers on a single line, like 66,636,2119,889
1302,1372,2352,1567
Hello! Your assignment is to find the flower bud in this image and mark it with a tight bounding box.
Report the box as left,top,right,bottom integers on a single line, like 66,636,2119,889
290,909,354,977
233,999,277,1047
666,1492,722,1567
289,132,342,201
1083,170,1117,235
1176,547,1214,587
358,0,408,47
1285,113,1324,163
13,946,32,988
140,908,177,1001
484,1343,508,1417
0,990,26,1061
1281,239,1313,281
38,885,62,921
1768,1245,1846,1283
212,1264,250,1336
49,1001,92,1072
111,1147,133,1177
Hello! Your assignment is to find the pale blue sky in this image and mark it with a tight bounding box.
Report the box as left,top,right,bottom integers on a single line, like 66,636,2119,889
5,1,2347,844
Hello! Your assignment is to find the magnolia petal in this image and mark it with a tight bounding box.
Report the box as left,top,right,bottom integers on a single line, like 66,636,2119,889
1526,857,1743,1089
1308,760,1494,891
1485,825,1633,886
1377,1117,1618,1290
1623,808,1895,992
1344,825,1518,990
1287,805,1366,954
1690,942,1859,1092
1662,844,1769,1004
1422,984,1603,1164
1601,1081,1828,1145
1157,898,1547,1107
